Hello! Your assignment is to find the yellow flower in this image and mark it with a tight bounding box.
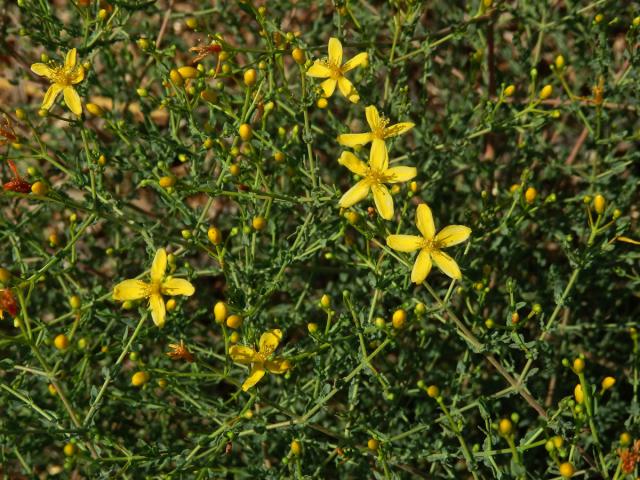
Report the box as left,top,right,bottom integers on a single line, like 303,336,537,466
386,204,471,283
112,248,195,327
306,37,367,103
229,329,291,391
337,105,414,157
30,49,85,116
338,142,416,220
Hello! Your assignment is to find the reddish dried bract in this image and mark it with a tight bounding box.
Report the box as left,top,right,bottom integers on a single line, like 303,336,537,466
620,440,640,473
0,115,17,145
3,160,31,193
0,289,18,319
189,42,222,65
166,340,195,362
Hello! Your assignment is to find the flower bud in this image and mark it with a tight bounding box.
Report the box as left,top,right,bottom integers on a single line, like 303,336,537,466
131,371,150,387
291,48,305,65
539,84,553,100
243,68,257,87
54,334,69,350
213,301,228,323
239,123,252,141
178,66,198,79
593,194,605,214
601,376,615,390
574,384,584,404
208,226,222,245
572,358,585,373
86,103,105,117
498,418,513,436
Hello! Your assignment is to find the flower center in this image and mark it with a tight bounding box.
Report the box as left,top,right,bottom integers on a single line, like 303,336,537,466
372,116,390,139
149,282,162,296
366,168,386,184
50,64,77,86
321,57,342,79
421,238,437,251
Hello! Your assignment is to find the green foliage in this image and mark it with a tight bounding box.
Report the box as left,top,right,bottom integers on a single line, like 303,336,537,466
1,0,639,478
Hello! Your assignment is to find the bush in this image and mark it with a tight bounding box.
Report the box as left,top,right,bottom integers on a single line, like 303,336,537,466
1,1,639,478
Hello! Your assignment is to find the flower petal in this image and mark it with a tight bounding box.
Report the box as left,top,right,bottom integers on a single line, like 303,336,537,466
384,122,415,138
65,48,77,69
162,278,195,296
229,345,256,364
259,329,282,354
328,37,342,65
320,78,337,98
435,225,471,248
265,358,290,374
431,250,462,280
151,248,167,283
339,179,370,208
63,86,82,116
338,151,368,176
30,63,53,78
371,184,394,220
416,203,436,240
242,365,266,391
365,105,381,131
384,166,417,183
306,62,331,78
337,132,373,148
370,138,388,171
70,66,85,85
337,76,359,103
41,84,63,110
342,52,368,73
149,293,166,327
386,235,423,252
113,279,149,301
411,249,433,284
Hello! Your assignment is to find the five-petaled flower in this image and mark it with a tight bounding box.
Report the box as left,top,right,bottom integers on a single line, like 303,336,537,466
112,248,195,327
387,203,471,283
306,37,368,103
31,48,85,116
338,141,416,220
337,105,414,157
229,329,291,391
